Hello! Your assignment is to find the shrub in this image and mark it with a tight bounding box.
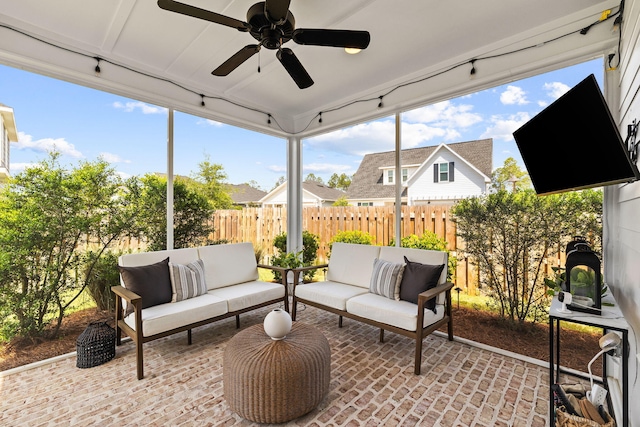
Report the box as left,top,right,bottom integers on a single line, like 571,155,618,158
85,250,122,311
391,231,457,281
330,230,375,248
271,231,320,282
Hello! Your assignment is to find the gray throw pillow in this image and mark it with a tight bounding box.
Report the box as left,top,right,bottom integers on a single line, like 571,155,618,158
399,256,445,310
168,259,207,302
369,258,405,300
118,257,172,316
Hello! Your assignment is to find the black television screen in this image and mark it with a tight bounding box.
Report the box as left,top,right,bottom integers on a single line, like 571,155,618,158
513,74,639,195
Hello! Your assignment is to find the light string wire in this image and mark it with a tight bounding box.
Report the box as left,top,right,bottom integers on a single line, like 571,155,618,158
0,1,623,135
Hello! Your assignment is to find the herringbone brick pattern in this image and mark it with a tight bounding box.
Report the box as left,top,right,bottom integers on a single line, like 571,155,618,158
0,304,555,426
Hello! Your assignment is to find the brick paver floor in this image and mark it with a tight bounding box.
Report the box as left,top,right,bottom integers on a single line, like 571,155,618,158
0,304,557,426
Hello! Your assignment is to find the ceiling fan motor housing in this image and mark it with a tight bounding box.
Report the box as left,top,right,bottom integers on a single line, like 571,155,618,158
247,2,295,49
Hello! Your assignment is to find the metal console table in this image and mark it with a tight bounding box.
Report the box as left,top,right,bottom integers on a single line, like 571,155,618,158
549,294,629,427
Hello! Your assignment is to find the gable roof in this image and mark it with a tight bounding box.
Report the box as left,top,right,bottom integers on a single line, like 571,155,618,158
302,181,346,201
347,139,493,200
228,184,267,204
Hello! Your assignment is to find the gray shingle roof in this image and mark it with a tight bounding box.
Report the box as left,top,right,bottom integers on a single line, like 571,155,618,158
302,181,346,201
229,184,267,204
347,139,493,199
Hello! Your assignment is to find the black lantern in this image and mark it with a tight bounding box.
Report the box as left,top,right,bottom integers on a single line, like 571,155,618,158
564,240,602,315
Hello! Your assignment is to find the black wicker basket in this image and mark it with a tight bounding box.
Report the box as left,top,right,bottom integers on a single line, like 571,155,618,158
76,321,116,369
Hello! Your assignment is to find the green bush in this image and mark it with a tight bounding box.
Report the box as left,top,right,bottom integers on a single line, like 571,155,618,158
330,230,375,247
85,250,122,311
271,231,320,282
391,231,457,281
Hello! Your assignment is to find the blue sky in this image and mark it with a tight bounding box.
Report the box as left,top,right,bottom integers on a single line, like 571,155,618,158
1,58,602,191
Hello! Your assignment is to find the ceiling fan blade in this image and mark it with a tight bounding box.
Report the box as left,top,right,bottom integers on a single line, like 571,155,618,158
276,48,314,89
158,0,249,31
293,29,370,49
212,45,261,76
264,0,291,25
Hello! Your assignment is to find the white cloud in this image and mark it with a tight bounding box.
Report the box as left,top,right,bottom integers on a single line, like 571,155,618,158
538,100,548,107
480,112,530,141
303,163,353,174
99,152,130,163
112,101,166,114
543,82,570,100
500,85,529,105
9,162,36,173
13,132,83,157
268,165,286,173
307,100,481,157
197,118,225,127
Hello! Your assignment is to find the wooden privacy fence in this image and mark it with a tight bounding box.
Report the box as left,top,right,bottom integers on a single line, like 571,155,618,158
210,205,483,294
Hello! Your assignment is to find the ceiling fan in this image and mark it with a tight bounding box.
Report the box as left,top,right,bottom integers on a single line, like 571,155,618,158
157,0,371,89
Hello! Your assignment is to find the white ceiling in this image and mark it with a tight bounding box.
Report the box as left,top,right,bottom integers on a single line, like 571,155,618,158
0,0,621,138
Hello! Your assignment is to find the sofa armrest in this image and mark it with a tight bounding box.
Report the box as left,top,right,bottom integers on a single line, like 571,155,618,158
111,285,141,304
290,264,329,290
417,281,454,303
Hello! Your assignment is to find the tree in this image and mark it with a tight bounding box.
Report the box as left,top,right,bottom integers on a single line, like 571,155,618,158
272,176,286,191
328,173,352,191
332,195,350,206
304,173,324,184
452,189,602,323
491,157,532,192
271,231,320,282
135,174,215,251
190,156,234,209
0,153,141,339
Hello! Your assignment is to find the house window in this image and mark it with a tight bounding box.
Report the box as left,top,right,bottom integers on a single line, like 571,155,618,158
387,169,394,184
358,202,372,206
402,168,408,183
434,162,455,183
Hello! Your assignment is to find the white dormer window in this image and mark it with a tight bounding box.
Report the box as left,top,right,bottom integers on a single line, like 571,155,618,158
384,168,410,185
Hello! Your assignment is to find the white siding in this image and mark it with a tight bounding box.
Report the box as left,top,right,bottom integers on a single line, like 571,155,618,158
262,185,329,207
408,151,486,204
603,3,640,423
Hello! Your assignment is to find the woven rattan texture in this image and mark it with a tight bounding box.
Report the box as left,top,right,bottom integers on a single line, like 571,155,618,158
76,322,116,369
223,322,331,423
555,408,615,427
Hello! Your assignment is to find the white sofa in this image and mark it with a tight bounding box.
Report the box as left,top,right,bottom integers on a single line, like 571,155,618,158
112,242,288,380
291,242,454,374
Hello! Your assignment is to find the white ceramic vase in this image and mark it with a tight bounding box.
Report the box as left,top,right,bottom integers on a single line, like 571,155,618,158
263,308,292,340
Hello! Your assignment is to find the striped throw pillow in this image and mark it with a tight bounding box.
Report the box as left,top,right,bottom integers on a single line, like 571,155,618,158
168,259,207,302
369,258,405,300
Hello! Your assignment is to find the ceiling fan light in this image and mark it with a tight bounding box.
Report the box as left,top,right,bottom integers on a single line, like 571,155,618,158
345,47,361,55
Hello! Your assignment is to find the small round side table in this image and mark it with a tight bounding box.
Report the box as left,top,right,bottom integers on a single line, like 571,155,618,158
223,321,331,424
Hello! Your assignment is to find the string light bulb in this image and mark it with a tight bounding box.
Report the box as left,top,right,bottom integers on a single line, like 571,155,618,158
94,57,101,76
267,114,272,125
378,96,384,108
469,60,477,79
318,112,323,124
200,94,205,107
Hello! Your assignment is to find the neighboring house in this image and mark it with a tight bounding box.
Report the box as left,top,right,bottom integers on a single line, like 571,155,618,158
228,183,267,207
261,181,346,207
0,103,18,184
347,139,493,206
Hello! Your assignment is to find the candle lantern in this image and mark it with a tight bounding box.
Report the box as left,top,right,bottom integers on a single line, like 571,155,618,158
564,240,602,315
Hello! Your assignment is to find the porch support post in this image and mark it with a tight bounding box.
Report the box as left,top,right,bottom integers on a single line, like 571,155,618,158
394,112,402,247
166,108,174,250
286,135,303,254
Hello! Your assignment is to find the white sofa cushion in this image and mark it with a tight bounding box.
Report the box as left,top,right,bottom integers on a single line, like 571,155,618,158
198,242,259,290
346,292,445,332
295,281,368,311
207,281,285,312
124,294,228,337
369,258,405,300
326,243,381,288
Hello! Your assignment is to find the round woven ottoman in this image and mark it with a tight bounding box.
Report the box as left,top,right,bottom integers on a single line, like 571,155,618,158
223,322,331,423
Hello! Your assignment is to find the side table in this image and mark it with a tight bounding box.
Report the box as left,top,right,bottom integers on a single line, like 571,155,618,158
549,295,629,427
223,321,331,423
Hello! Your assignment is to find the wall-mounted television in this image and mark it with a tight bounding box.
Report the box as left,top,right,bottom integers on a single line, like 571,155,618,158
513,74,639,195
